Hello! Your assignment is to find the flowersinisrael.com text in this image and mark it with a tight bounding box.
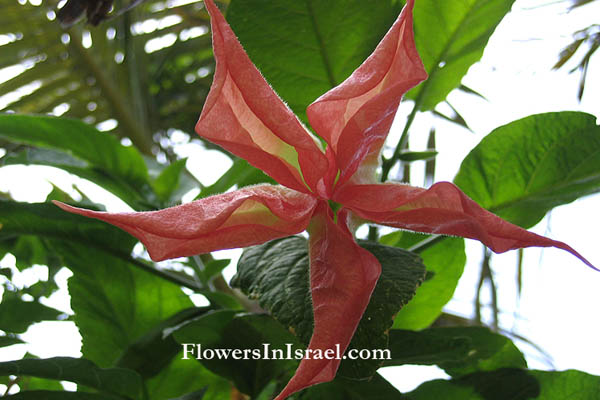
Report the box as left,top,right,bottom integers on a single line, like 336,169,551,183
181,343,391,361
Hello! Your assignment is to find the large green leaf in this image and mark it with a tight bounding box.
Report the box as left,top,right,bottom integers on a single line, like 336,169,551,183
381,232,466,330
386,327,526,376
146,356,230,400
231,236,426,380
2,147,151,208
227,0,397,122
455,112,600,228
405,368,600,400
0,114,155,208
0,201,136,256
0,114,147,185
172,312,301,397
0,357,143,398
62,242,194,368
115,307,210,379
0,297,63,334
407,0,515,110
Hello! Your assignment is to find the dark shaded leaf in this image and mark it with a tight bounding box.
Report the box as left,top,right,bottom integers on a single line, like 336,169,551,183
0,335,24,348
172,312,301,397
294,373,402,399
232,236,426,380
386,327,526,377
0,200,136,256
116,307,211,379
405,368,600,400
168,388,208,400
2,391,122,400
0,357,143,398
398,150,438,162
0,297,63,334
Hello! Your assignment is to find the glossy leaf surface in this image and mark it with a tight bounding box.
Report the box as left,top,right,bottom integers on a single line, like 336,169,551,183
382,232,466,330
227,0,399,123
455,112,600,228
408,0,515,110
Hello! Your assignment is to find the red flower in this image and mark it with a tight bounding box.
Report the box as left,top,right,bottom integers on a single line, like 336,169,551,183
55,0,595,398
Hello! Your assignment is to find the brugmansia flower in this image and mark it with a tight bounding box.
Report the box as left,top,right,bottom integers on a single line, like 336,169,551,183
55,0,596,398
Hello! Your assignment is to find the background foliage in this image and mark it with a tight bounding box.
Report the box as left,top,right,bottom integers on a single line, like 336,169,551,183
0,0,599,398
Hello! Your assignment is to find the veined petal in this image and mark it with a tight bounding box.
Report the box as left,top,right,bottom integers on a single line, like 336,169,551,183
306,0,426,187
53,185,317,262
197,0,329,195
336,182,596,270
275,204,381,399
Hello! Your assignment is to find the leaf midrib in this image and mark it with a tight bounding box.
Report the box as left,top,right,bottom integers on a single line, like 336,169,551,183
305,0,337,88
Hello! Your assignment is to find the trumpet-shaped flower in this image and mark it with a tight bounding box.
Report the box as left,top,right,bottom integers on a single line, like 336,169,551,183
55,0,596,398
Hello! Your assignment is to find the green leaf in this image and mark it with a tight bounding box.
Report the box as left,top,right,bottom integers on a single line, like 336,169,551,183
172,312,301,397
0,335,24,348
0,114,155,208
12,376,64,391
0,357,143,398
407,0,515,110
9,235,47,271
146,356,230,400
455,112,600,228
0,201,137,256
227,0,397,122
231,236,426,380
386,327,526,376
385,329,472,366
0,297,63,334
62,242,194,368
381,232,465,330
116,307,210,379
150,158,196,205
198,259,231,285
168,388,208,400
2,391,122,400
438,327,527,377
405,368,600,400
199,158,274,199
2,147,151,208
398,150,438,162
294,373,402,399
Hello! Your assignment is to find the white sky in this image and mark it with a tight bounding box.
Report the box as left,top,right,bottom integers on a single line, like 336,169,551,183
1,0,599,394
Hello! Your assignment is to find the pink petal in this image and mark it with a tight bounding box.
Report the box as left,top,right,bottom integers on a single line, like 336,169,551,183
306,0,427,188
274,204,381,399
53,185,317,262
198,0,329,196
335,182,596,270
